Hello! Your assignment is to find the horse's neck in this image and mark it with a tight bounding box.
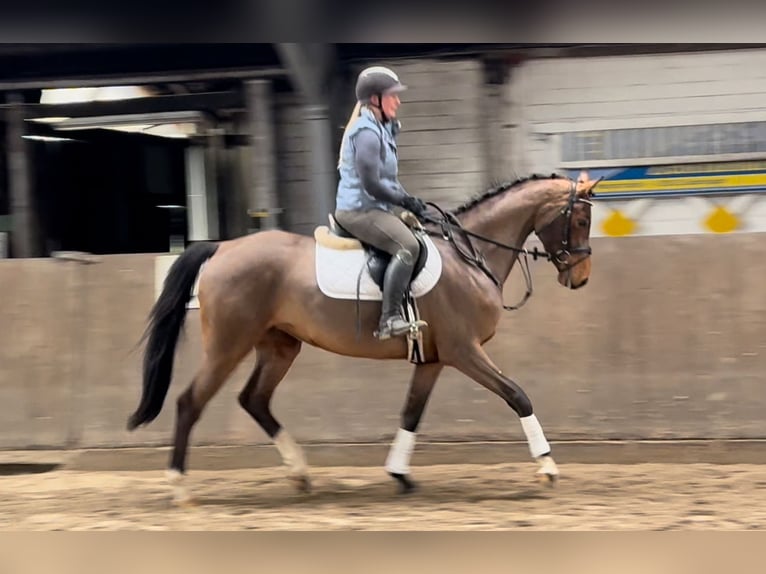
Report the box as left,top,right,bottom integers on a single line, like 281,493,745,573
456,183,549,286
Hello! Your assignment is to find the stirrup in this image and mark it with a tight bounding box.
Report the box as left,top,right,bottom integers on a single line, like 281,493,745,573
375,316,427,341
375,317,413,340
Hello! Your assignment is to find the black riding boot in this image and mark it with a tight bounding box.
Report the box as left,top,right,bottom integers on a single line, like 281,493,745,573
375,250,416,340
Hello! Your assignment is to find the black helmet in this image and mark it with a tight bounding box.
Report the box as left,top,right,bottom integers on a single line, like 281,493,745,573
355,66,407,103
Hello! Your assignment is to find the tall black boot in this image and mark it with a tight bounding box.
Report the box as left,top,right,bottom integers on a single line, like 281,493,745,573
375,250,416,340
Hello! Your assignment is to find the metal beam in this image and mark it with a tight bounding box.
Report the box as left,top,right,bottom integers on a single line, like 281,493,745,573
0,67,286,91
18,90,243,120
245,79,280,231
50,111,207,132
185,147,210,241
185,126,222,242
203,128,223,241
5,93,40,258
274,43,333,103
305,104,336,228
275,43,338,230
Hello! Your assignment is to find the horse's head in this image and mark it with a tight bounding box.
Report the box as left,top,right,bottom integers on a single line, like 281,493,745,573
534,171,599,290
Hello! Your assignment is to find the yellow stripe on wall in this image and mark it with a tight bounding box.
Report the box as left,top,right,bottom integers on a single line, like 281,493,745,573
596,173,766,194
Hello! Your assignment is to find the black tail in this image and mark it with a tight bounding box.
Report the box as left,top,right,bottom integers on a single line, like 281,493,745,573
127,242,219,431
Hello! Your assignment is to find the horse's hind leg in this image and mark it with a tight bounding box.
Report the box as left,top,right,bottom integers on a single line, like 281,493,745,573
448,343,559,485
167,343,253,505
386,362,443,494
238,329,309,492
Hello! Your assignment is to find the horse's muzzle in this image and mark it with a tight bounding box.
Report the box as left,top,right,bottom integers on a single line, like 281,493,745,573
557,256,591,289
571,277,588,289
558,272,589,289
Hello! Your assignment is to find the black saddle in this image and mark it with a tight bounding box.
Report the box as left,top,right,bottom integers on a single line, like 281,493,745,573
328,214,428,291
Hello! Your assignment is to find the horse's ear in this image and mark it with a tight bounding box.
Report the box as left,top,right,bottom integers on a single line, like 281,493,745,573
575,170,604,198
583,176,604,198
576,170,594,197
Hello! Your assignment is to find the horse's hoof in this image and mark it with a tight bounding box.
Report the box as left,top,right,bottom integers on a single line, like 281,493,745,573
536,455,559,487
536,472,558,487
171,495,198,508
289,474,312,493
165,469,196,505
389,472,418,495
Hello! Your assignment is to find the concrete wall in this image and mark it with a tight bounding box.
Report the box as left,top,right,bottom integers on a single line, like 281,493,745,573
1,232,766,450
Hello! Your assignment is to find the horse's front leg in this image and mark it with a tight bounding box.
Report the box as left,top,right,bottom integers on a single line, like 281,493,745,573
447,343,559,484
385,362,444,494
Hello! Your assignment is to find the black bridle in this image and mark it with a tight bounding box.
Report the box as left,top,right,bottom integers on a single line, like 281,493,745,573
418,179,594,311
535,179,594,272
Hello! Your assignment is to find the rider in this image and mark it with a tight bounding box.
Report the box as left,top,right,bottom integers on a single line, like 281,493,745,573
334,65,428,340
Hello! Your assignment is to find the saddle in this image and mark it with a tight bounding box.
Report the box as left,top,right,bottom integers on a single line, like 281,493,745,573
322,213,430,292
313,212,441,364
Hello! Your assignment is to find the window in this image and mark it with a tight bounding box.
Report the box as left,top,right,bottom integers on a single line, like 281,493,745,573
560,122,766,166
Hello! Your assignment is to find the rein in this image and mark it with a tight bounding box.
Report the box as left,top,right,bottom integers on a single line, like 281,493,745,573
417,180,593,311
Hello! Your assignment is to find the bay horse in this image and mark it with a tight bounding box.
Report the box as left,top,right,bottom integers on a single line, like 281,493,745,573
127,171,599,504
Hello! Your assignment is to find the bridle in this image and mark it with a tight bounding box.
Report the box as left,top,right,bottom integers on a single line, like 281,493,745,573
534,179,594,273
418,178,595,311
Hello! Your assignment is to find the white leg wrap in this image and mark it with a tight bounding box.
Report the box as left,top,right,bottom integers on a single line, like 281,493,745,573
385,428,416,475
274,430,308,476
520,414,551,459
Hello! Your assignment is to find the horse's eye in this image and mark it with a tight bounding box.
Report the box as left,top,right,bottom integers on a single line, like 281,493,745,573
577,218,589,228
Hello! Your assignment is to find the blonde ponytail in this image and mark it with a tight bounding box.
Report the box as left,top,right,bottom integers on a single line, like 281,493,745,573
337,101,362,169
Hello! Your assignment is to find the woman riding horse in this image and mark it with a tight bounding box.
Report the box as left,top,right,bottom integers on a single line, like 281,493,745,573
127,64,599,504
334,65,429,340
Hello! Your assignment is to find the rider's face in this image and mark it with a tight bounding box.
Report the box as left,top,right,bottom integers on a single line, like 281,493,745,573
380,93,401,119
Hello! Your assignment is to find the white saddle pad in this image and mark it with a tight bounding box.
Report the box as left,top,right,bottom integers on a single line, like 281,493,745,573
314,230,443,301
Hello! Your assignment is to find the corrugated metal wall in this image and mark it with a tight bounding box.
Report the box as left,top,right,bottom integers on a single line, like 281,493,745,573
274,93,313,235
273,48,766,239
509,48,766,163
374,58,486,209
507,48,766,237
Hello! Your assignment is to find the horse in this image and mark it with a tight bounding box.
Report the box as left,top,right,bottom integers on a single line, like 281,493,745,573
127,170,600,504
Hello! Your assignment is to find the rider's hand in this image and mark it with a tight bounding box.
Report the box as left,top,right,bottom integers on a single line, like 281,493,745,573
402,196,427,216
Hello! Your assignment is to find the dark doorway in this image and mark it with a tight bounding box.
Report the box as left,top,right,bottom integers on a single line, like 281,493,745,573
33,128,188,255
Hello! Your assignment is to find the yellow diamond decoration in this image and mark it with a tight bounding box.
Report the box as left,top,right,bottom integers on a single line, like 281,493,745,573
601,210,636,237
704,206,739,233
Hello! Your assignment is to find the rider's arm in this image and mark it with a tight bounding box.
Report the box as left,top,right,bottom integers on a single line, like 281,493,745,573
353,128,410,206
